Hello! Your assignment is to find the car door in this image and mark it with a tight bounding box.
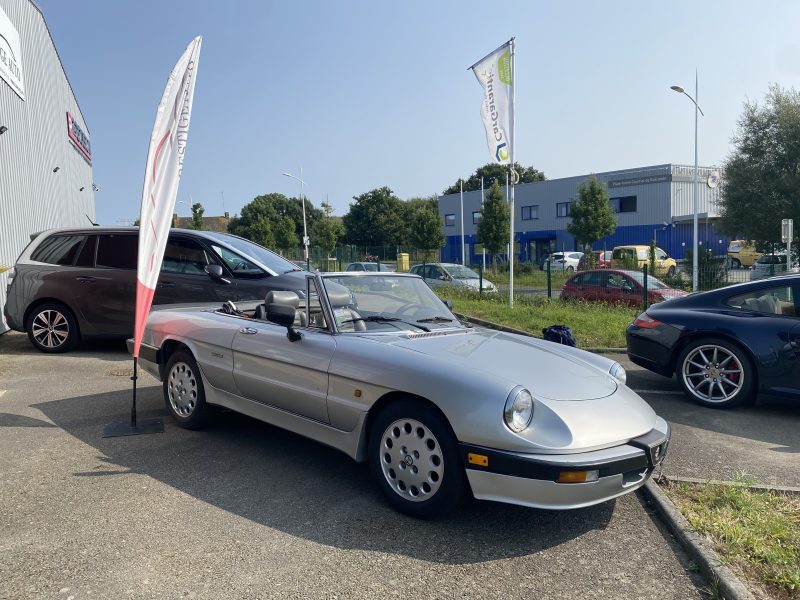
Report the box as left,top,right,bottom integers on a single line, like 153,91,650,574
74,232,138,336
156,235,238,304
231,279,335,423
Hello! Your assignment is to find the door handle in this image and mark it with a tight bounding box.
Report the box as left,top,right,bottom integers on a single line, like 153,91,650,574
239,327,258,334
158,282,176,289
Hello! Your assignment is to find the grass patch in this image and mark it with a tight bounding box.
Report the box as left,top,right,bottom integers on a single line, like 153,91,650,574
662,476,800,599
482,268,572,289
437,288,637,348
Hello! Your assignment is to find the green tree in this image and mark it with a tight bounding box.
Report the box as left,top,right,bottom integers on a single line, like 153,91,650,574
444,162,544,195
342,187,407,247
246,218,276,249
312,202,344,257
190,202,205,230
228,193,322,249
408,196,444,252
719,86,800,243
477,181,510,272
566,176,616,257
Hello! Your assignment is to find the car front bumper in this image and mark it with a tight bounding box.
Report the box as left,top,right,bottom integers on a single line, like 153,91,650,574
461,417,670,510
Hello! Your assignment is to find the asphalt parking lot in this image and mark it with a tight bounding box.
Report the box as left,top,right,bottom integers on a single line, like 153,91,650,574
2,331,796,599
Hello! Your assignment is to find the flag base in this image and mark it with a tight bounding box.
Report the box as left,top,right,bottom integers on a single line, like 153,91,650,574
102,417,164,438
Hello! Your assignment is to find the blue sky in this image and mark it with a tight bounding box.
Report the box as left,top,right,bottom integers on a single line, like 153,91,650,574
38,0,800,225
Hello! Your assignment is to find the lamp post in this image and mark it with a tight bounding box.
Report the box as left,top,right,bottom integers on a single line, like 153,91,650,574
282,169,310,267
671,73,704,291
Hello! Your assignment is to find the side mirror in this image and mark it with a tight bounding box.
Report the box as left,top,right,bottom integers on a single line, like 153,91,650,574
443,299,453,310
267,303,302,342
205,264,231,284
622,283,634,293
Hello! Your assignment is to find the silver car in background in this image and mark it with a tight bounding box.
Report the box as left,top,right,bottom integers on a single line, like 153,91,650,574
409,262,497,293
541,252,584,272
133,272,669,518
751,253,799,280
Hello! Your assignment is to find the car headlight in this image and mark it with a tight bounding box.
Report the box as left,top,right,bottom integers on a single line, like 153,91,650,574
504,387,534,433
609,362,627,385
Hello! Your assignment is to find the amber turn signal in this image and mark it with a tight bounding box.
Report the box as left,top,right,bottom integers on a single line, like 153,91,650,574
557,470,599,483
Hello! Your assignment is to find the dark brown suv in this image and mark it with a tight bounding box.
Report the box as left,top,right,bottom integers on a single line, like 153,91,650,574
4,227,306,352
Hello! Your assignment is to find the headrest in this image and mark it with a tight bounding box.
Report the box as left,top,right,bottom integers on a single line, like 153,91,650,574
265,290,300,308
325,281,353,308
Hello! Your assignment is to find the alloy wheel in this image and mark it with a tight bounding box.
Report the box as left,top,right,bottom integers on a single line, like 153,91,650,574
682,344,744,404
379,418,444,502
167,361,198,417
31,309,70,349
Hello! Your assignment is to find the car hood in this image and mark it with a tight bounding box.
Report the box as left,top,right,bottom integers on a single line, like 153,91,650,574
387,329,617,401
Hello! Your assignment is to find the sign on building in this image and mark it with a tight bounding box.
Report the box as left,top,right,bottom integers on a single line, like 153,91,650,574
0,5,25,100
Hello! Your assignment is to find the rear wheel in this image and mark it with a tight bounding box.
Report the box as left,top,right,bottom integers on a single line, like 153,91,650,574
368,399,466,519
163,350,212,429
26,302,79,353
677,338,755,408
566,265,575,273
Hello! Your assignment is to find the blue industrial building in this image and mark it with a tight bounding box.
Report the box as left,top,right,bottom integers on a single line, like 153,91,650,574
438,164,726,266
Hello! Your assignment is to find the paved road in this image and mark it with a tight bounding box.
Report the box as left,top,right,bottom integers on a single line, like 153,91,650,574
0,332,703,599
613,353,800,488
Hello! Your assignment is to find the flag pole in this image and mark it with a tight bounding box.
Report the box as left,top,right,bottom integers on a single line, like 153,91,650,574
460,179,465,266
481,177,486,271
509,37,516,309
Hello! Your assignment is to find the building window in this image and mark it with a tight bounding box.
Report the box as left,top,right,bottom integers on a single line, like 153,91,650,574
521,205,539,220
556,202,573,218
445,214,455,227
472,211,481,224
609,196,637,213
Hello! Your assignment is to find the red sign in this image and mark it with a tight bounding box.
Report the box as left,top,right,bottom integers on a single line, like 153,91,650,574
66,112,91,163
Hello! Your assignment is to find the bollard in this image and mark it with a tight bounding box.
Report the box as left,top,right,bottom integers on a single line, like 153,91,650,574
642,264,649,312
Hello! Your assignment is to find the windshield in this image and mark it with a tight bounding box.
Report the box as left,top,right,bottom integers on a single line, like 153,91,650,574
322,274,461,333
445,265,480,279
203,232,300,274
626,271,669,290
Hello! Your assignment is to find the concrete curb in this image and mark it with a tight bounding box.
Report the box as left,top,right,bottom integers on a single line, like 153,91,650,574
666,475,800,496
640,479,755,600
454,313,625,354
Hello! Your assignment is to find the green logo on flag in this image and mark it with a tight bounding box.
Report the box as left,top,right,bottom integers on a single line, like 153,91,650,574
498,49,512,85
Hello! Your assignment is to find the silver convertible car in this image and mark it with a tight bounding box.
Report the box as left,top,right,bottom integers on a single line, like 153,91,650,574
132,271,670,518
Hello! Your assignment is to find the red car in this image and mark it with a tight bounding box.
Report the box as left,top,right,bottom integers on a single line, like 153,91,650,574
561,269,687,307
577,250,613,270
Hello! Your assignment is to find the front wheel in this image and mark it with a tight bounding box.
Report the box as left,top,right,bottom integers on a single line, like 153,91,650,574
368,399,466,519
666,266,676,277
163,350,212,429
677,339,755,408
730,258,742,269
566,265,575,273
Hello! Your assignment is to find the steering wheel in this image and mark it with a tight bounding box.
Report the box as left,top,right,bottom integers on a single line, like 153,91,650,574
395,302,424,317
233,260,248,272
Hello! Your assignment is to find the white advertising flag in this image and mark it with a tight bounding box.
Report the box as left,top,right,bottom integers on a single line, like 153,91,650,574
133,36,202,358
470,41,513,164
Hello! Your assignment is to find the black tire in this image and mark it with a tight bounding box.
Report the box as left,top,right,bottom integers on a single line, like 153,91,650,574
162,350,212,429
667,266,676,277
368,399,466,519
676,338,755,408
731,258,742,269
566,265,575,273
26,302,79,353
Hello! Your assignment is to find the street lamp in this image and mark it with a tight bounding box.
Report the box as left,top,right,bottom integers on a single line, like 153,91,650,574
282,169,310,266
670,74,704,291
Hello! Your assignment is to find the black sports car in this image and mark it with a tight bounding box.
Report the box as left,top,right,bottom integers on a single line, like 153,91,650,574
626,274,800,408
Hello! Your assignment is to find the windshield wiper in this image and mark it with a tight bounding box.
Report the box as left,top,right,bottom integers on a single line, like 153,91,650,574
416,316,456,323
340,315,430,332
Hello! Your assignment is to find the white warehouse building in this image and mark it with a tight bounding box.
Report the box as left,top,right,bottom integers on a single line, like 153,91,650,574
0,0,94,332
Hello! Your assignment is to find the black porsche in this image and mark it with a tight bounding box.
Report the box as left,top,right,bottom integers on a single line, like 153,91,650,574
626,274,800,408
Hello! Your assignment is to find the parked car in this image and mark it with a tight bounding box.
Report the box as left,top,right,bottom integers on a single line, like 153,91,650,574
751,253,798,280
576,250,613,271
561,269,687,307
727,240,763,269
626,274,800,408
345,261,394,272
133,271,670,518
408,262,497,292
611,245,676,277
3,227,306,353
541,252,584,272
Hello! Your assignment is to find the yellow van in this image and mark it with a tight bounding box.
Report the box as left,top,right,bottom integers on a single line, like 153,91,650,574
727,240,763,268
611,245,677,276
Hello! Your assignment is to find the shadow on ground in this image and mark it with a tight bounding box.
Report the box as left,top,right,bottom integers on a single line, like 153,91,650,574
33,387,616,565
